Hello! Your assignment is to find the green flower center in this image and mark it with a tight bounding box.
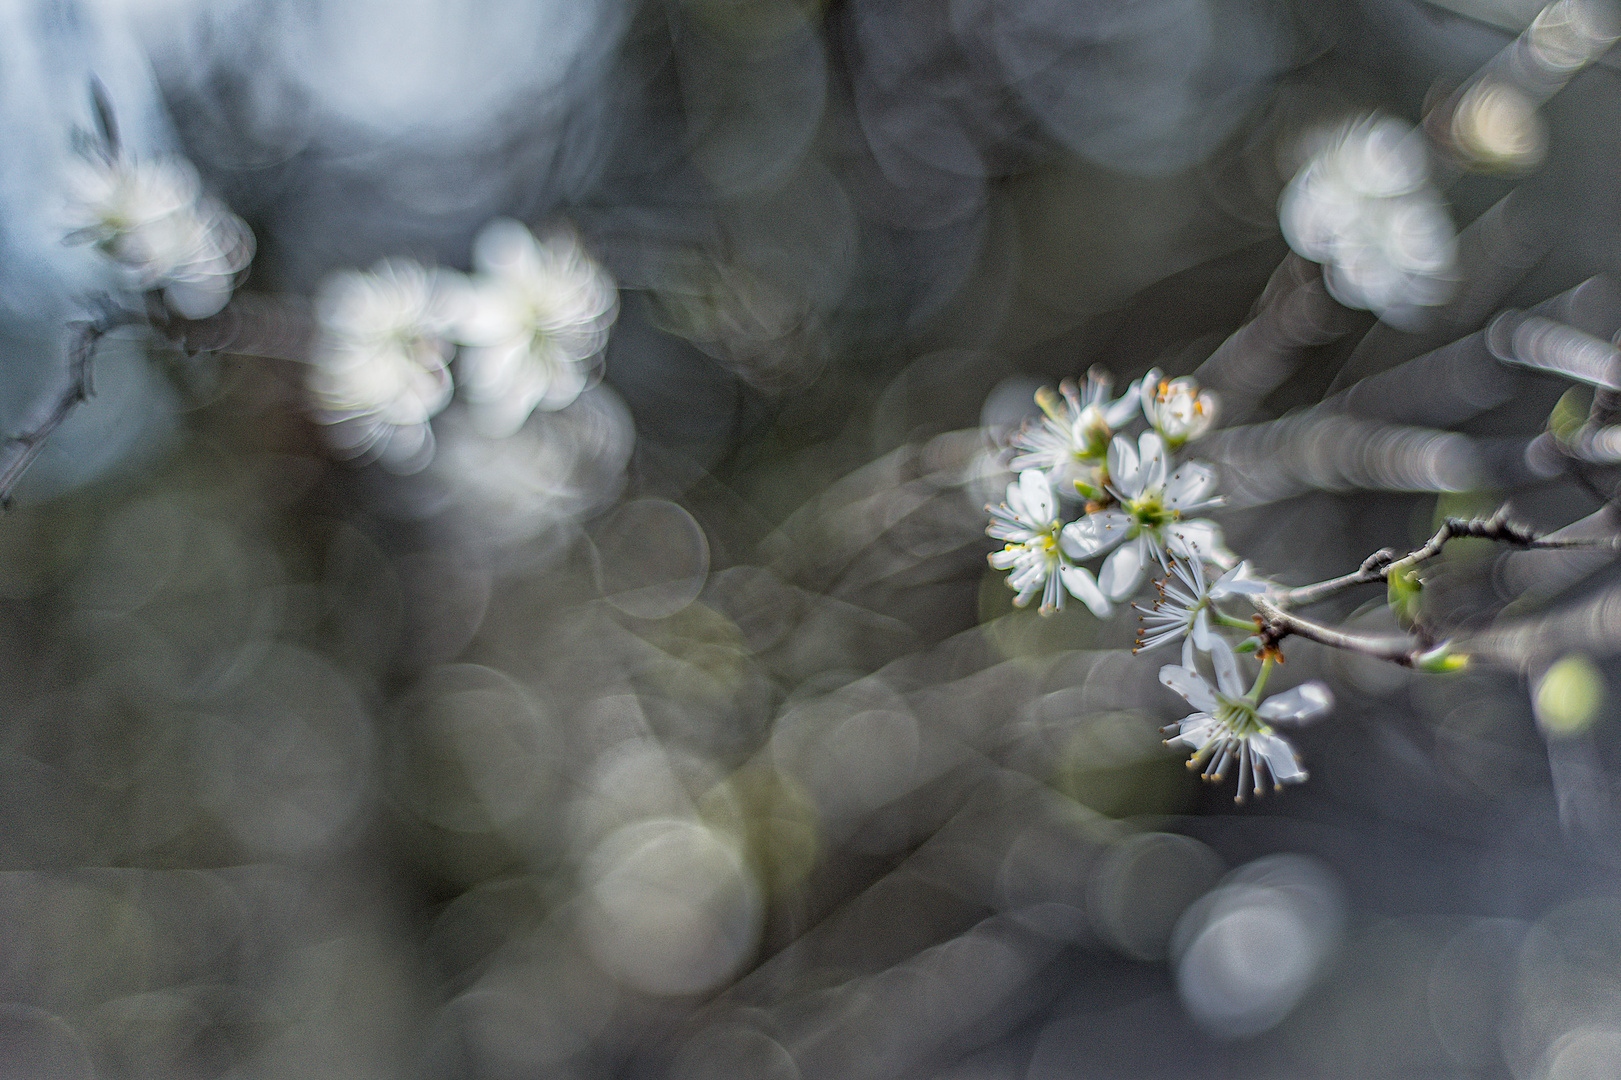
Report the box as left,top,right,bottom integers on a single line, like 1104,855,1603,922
1128,496,1176,530
1214,696,1264,737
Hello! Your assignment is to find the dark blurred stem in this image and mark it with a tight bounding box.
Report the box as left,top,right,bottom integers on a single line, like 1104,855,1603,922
152,293,314,362
0,313,133,509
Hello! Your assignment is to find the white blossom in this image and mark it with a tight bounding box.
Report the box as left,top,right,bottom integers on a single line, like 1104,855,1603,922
1279,114,1457,327
1009,368,1141,498
1059,431,1225,602
63,152,253,319
1139,370,1217,447
987,470,1111,616
452,218,618,437
1135,547,1268,653
308,258,459,472
1159,638,1332,802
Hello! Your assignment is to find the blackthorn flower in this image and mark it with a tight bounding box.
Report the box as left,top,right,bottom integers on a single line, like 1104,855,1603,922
452,219,618,437
1139,370,1217,448
63,152,253,319
1135,544,1269,653
987,470,1111,615
1059,431,1225,602
1009,368,1141,498
308,258,459,471
1159,638,1332,802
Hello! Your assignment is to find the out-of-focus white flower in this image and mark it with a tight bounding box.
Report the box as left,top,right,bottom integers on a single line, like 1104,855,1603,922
987,470,1111,616
63,152,253,319
1159,638,1332,802
452,218,618,437
1135,546,1268,653
1139,370,1218,447
1009,368,1141,498
1060,431,1225,602
1279,114,1457,328
308,258,459,472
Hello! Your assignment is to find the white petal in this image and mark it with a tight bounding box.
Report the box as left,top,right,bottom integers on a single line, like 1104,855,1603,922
1004,479,1029,521
1168,713,1218,749
1137,431,1168,495
1257,682,1334,724
1164,461,1217,507
1103,384,1141,429
1250,732,1306,784
1160,667,1218,714
1060,564,1112,616
1191,606,1212,650
1060,511,1131,559
1166,520,1223,562
1137,369,1163,424
1099,537,1147,599
1107,434,1141,495
1209,636,1245,698
1209,561,1269,598
1019,470,1056,527
988,548,1020,570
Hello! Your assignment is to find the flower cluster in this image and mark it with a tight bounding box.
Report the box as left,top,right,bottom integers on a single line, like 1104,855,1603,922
63,152,254,319
989,369,1225,617
306,218,618,470
1279,114,1458,327
989,371,1334,801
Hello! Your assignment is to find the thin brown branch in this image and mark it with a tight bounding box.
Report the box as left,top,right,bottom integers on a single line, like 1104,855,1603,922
1251,594,1428,666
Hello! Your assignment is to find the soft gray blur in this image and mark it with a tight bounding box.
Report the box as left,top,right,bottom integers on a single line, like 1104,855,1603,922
3,1,1621,1078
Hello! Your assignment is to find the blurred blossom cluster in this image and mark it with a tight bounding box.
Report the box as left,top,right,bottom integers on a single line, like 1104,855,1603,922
308,219,617,472
63,150,253,319
1279,115,1458,327
2,0,1621,1078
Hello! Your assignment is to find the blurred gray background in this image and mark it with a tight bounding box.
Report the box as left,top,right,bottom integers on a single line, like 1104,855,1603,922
2,0,1621,1077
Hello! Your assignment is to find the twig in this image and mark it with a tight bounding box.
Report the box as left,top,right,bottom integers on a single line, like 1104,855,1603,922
1273,507,1619,608
0,312,133,509
1251,594,1431,666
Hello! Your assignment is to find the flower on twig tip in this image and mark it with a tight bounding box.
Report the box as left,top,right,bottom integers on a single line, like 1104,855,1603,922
987,470,1110,616
1159,637,1332,802
63,152,253,319
1059,431,1226,602
1138,369,1217,447
1009,367,1140,498
1134,544,1269,653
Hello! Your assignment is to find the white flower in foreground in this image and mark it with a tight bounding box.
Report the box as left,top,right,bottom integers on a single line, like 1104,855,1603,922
1279,114,1457,327
987,470,1110,615
1159,638,1332,802
1139,370,1217,447
63,153,253,319
308,258,458,472
1009,368,1141,498
1059,431,1225,602
452,218,618,437
1135,547,1269,653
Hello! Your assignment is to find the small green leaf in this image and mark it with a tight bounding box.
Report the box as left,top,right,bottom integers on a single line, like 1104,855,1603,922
1416,642,1469,673
1388,564,1423,627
